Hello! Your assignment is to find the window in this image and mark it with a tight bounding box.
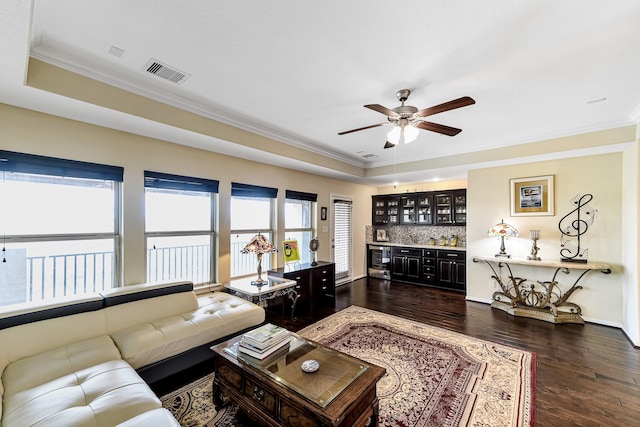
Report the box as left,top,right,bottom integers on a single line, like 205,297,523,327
230,182,277,278
144,171,218,285
285,190,317,264
332,197,353,284
0,150,123,307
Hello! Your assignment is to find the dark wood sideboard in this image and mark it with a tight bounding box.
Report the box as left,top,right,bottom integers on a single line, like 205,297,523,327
268,262,335,316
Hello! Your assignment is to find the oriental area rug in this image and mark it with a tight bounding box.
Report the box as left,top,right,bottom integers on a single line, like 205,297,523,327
161,306,536,427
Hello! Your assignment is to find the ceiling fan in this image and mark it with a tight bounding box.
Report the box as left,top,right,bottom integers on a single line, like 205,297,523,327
338,89,475,148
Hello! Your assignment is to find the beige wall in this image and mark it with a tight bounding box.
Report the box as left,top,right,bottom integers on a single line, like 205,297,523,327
467,153,624,325
0,103,376,286
622,140,640,344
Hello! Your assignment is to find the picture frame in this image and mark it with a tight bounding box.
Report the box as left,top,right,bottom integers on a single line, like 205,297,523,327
375,229,389,242
510,175,554,216
282,239,301,263
320,206,327,221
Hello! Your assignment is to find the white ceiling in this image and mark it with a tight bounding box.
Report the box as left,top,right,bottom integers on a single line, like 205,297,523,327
2,0,640,186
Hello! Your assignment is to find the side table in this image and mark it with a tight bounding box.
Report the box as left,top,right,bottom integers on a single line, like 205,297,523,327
225,276,299,320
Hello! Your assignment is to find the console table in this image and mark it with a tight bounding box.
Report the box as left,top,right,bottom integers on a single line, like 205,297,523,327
472,255,611,324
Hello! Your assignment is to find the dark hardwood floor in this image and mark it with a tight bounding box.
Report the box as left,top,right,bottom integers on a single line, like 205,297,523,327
270,278,640,427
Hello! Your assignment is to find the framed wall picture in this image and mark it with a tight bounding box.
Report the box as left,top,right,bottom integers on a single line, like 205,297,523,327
282,239,301,263
510,175,554,216
320,206,327,221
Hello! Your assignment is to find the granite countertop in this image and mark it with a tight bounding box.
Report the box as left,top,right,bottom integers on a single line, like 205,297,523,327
366,242,466,251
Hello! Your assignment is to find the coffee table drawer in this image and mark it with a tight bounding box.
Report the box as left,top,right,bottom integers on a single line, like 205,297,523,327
217,362,242,390
280,401,316,427
244,377,276,414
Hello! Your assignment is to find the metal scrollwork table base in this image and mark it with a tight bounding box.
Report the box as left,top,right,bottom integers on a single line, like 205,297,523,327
473,256,611,324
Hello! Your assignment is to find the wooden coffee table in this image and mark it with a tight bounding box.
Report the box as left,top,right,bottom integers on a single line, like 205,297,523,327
211,332,385,427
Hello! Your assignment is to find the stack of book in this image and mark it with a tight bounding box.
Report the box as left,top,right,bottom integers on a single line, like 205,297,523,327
238,323,290,360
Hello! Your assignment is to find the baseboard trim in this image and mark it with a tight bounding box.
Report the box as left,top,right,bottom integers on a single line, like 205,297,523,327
464,296,628,330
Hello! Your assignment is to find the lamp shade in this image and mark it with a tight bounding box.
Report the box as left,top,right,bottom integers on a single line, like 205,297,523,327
387,124,419,145
241,233,276,255
488,219,518,238
403,125,419,143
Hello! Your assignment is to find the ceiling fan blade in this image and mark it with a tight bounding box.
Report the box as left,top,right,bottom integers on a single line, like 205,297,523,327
364,104,401,117
415,121,463,136
338,123,387,135
384,141,396,149
414,96,475,118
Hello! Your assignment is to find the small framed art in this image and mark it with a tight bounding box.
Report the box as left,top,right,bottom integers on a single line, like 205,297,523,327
510,175,554,216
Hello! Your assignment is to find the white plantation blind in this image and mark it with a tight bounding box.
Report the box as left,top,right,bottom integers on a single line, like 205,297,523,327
333,198,353,282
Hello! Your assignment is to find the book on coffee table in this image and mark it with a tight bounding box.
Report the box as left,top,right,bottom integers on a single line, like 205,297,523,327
241,323,288,350
238,337,291,359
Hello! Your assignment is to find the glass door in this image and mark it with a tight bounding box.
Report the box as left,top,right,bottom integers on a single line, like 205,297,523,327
435,194,453,224
416,194,433,224
331,196,352,284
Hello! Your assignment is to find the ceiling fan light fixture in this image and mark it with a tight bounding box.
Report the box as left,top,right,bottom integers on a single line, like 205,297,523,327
403,124,419,144
387,125,402,145
387,124,419,145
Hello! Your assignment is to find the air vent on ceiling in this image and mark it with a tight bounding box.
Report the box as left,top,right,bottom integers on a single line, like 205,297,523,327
143,58,190,84
361,154,378,159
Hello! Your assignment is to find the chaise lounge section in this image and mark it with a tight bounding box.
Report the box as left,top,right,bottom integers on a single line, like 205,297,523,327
0,281,265,426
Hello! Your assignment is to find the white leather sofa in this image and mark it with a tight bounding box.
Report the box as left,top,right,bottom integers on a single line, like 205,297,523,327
0,281,265,426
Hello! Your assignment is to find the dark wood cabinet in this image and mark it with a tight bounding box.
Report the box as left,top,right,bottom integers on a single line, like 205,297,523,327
372,196,400,225
435,190,467,225
371,246,465,292
421,249,437,285
436,249,466,291
400,195,417,224
391,247,421,282
416,194,434,225
373,189,464,227
268,262,335,316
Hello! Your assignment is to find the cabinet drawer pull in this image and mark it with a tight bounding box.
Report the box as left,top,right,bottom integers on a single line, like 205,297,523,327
447,253,457,257
252,386,264,401
400,250,409,253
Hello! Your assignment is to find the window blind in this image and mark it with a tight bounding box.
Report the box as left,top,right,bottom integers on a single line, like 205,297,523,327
144,171,219,193
231,182,278,198
333,199,352,282
0,150,123,182
285,190,318,202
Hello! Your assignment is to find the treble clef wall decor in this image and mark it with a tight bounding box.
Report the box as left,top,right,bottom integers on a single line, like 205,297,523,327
558,193,597,263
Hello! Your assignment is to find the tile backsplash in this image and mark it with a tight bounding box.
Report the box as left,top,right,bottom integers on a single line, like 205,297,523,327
366,225,466,247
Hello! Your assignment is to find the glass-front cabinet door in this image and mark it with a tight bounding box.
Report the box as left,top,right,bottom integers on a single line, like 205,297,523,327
400,196,416,224
372,196,387,225
372,196,400,225
416,194,433,224
453,192,467,224
435,194,453,224
387,198,400,225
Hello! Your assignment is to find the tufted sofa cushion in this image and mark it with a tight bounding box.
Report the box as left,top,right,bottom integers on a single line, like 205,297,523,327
2,335,162,426
109,292,265,369
116,408,180,426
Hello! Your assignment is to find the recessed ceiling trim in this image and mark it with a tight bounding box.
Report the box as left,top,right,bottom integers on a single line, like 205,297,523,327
29,50,364,168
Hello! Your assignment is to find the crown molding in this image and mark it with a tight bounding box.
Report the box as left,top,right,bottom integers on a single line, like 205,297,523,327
29,50,367,169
